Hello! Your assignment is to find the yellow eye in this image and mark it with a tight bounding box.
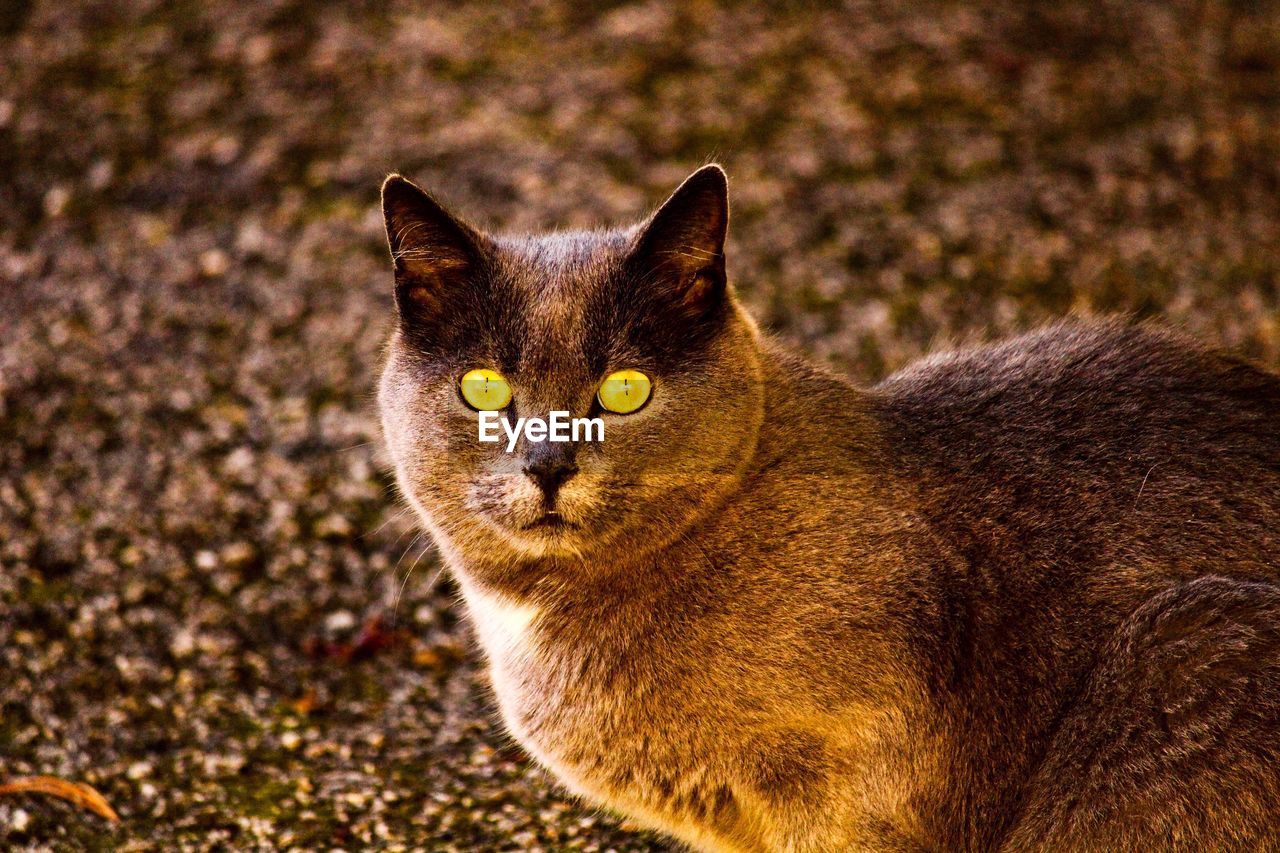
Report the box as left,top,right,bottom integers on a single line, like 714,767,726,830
597,369,651,414
459,368,512,411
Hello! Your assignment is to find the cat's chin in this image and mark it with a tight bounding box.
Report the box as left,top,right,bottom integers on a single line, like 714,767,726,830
501,523,588,559
465,508,594,559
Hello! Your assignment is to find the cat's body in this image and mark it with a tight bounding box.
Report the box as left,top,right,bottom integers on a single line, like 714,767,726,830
377,166,1280,851
875,322,1280,849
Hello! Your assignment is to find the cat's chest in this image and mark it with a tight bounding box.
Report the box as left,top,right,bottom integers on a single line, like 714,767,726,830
459,582,703,795
456,577,930,851
460,581,543,678
462,582,645,733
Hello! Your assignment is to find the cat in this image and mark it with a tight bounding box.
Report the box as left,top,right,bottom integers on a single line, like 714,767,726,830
377,164,1280,851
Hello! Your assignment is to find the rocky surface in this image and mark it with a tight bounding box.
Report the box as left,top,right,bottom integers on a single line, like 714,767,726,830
3,0,1280,849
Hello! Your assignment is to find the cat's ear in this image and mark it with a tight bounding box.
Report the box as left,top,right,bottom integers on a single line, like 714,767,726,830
629,164,729,315
381,175,485,317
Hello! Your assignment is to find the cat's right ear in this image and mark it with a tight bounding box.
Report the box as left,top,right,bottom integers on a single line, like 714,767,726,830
381,175,484,318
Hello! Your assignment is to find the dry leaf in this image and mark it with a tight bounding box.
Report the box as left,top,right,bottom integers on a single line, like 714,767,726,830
0,775,121,823
291,687,318,716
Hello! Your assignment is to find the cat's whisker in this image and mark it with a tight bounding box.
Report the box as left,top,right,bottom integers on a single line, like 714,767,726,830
359,504,414,543
382,515,423,555
385,530,425,588
391,539,438,627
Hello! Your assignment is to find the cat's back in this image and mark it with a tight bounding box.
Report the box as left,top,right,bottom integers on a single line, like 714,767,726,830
875,318,1280,443
871,319,1280,576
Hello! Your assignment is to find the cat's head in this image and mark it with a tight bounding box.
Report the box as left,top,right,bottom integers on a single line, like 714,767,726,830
377,166,764,576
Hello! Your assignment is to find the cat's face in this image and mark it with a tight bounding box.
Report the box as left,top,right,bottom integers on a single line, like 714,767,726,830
378,167,764,571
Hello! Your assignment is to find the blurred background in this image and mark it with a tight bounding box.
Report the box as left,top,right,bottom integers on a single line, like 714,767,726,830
3,0,1280,849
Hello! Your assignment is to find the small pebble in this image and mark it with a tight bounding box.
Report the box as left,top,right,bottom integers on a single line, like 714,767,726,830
325,610,356,633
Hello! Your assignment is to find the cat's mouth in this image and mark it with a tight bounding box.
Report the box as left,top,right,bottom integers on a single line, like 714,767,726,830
522,511,579,532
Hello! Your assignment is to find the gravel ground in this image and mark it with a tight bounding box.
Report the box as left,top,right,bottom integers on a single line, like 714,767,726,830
3,0,1280,849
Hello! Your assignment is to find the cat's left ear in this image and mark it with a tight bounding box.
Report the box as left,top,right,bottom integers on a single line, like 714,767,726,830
629,164,729,315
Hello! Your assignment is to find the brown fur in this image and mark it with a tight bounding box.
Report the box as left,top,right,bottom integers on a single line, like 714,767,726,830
378,166,1280,851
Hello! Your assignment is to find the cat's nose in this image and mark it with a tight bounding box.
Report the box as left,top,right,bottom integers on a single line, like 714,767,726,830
523,447,579,502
